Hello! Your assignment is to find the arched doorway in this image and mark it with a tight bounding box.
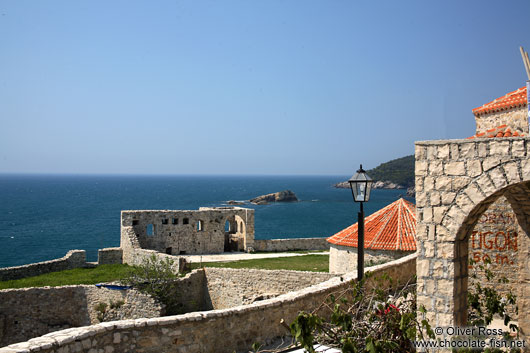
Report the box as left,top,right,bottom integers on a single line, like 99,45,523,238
415,138,530,338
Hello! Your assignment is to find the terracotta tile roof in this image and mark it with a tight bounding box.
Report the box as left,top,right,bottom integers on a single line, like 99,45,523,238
327,198,416,251
472,86,527,116
466,124,525,139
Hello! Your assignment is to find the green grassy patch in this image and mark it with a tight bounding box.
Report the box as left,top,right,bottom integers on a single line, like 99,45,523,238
189,254,329,272
0,264,132,290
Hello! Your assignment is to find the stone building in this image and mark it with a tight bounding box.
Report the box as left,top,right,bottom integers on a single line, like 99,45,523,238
470,86,528,138
120,207,255,261
327,198,416,274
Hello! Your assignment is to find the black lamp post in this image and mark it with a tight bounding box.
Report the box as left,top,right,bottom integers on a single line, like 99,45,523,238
348,164,374,281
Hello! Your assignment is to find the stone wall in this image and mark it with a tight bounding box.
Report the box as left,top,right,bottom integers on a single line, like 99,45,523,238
0,285,162,347
329,244,413,274
120,207,255,260
414,137,530,337
203,268,336,309
474,106,529,136
0,250,87,281
0,254,417,353
253,237,329,252
97,248,123,265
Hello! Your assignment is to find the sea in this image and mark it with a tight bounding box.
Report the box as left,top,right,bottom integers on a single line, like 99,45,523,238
0,174,414,268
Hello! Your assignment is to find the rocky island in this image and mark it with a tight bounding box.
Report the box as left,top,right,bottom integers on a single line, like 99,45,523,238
250,190,298,205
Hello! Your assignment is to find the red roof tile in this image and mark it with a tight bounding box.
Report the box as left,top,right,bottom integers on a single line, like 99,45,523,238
466,124,526,139
472,86,527,116
327,198,416,251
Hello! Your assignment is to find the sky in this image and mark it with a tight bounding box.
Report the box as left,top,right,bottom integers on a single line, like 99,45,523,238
1,0,529,175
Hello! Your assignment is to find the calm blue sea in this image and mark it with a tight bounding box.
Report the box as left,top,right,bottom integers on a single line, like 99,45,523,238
0,175,413,268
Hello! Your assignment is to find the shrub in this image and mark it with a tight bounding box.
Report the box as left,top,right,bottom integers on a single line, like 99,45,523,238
121,254,183,315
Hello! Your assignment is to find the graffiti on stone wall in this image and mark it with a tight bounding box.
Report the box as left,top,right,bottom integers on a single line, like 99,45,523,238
469,203,519,269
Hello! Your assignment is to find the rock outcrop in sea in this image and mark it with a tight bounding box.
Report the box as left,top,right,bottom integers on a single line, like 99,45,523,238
250,190,298,205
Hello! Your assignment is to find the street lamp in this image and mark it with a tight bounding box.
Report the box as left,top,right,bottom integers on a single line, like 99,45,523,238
348,164,374,281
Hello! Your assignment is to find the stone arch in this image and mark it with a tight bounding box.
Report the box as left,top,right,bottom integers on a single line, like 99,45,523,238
415,138,530,337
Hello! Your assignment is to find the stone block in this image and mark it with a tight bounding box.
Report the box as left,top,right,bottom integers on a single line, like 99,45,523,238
482,157,501,171
416,192,428,208
436,176,452,191
452,176,471,191
455,194,474,214
433,206,447,224
436,279,454,297
503,161,521,184
429,160,444,176
460,142,476,159
426,145,437,160
466,160,482,177
415,176,424,192
424,240,435,257
489,167,507,189
464,183,484,205
432,260,446,277
416,161,428,176
522,159,530,179
490,140,510,155
512,140,526,157
415,145,427,160
445,161,466,176
423,207,433,223
424,177,434,193
450,144,460,159
436,242,455,260
477,142,488,157
437,144,450,159
441,192,456,205
430,192,441,206
475,173,496,196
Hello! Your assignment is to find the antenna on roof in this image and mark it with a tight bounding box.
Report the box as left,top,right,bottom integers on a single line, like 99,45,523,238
520,46,530,80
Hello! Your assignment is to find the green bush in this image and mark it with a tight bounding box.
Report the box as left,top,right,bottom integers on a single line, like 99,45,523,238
121,255,183,315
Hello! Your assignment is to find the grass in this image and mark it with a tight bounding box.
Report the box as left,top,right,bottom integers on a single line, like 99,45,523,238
0,264,132,290
0,254,330,290
189,254,329,272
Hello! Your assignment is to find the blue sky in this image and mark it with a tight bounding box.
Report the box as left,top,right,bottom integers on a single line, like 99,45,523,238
1,0,529,175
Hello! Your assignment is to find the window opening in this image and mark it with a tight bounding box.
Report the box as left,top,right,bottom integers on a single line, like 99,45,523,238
172,218,178,225
146,224,154,236
183,218,189,225
162,218,168,225
197,220,203,231
132,220,139,226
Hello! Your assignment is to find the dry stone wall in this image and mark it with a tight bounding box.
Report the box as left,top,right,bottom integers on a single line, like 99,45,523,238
203,268,336,309
97,248,122,265
253,238,329,252
0,285,162,347
0,250,87,282
0,254,417,353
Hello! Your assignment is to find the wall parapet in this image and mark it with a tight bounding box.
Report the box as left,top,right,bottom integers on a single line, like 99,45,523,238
0,250,87,282
0,253,416,353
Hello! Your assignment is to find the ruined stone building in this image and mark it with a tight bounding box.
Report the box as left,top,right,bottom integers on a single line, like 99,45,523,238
120,207,255,262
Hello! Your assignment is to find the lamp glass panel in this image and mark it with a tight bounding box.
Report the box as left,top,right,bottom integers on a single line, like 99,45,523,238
356,182,366,202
